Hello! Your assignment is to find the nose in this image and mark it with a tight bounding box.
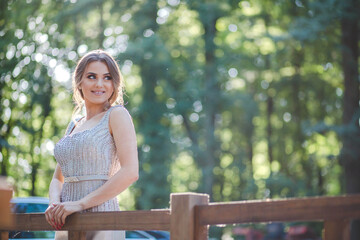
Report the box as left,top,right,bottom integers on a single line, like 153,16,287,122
95,78,104,88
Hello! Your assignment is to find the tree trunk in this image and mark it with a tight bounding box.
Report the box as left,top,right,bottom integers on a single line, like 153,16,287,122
98,2,104,47
267,96,274,169
0,103,13,177
340,0,360,238
131,0,172,209
201,14,218,198
263,12,274,173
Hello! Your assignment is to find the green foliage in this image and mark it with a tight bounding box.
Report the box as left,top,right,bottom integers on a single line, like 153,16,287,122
1,1,358,228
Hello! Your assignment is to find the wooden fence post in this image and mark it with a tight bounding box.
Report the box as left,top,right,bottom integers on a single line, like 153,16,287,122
0,232,9,240
0,188,13,231
324,220,350,240
170,192,209,240
68,231,86,240
0,180,12,240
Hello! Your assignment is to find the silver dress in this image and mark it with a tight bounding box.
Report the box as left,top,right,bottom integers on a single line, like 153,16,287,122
53,105,125,240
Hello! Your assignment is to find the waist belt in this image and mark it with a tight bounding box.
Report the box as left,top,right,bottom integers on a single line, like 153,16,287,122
64,175,109,183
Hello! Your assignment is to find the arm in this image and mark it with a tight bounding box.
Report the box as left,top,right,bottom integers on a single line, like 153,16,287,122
52,107,139,225
49,164,64,204
45,164,64,229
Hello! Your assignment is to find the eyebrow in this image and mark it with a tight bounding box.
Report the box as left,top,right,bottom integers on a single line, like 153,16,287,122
86,72,111,75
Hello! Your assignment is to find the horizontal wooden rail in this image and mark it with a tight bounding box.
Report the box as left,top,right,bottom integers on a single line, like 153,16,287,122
1,192,360,240
3,209,170,232
196,194,360,225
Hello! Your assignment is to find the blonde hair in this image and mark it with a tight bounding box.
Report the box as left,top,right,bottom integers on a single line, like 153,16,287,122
72,49,124,116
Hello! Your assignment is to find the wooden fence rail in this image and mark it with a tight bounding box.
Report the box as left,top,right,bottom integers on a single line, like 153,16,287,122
8,210,171,231
1,192,360,240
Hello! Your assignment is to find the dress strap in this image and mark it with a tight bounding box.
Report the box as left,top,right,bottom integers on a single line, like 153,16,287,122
65,117,84,136
64,121,75,135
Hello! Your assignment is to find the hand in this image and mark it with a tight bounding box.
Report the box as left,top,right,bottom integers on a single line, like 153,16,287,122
52,201,83,226
45,202,60,230
46,201,83,229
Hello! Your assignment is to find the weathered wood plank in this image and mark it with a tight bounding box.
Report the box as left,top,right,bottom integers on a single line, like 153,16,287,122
3,210,170,231
68,231,86,240
194,195,209,240
0,189,13,229
324,220,350,240
170,193,209,240
197,194,360,225
0,232,9,240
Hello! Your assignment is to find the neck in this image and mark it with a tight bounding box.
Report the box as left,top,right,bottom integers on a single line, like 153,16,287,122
83,102,111,120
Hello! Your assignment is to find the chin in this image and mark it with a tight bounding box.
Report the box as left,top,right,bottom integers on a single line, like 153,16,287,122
85,99,110,106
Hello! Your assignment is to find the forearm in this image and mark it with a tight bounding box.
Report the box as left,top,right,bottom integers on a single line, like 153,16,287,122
49,178,63,204
78,167,138,210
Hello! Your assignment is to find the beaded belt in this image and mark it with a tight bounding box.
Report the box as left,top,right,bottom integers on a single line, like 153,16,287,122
64,174,109,183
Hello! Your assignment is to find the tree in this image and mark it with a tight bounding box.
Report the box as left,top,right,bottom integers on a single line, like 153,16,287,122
123,0,174,209
339,0,360,238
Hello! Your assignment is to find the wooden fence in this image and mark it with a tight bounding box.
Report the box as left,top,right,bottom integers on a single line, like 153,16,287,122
1,192,360,240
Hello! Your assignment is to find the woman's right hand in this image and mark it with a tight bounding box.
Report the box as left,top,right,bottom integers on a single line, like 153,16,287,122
51,201,83,226
45,202,62,230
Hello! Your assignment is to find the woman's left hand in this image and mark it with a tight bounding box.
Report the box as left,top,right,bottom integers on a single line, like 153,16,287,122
51,201,83,227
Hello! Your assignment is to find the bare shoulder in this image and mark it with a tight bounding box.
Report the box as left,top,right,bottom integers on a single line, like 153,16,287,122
109,106,134,134
109,106,132,122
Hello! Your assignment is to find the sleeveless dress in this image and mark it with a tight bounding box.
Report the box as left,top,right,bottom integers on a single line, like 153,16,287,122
53,105,125,240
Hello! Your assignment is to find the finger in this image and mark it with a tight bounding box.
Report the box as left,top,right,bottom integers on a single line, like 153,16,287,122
44,211,51,226
45,209,57,229
57,209,64,226
49,211,58,229
52,218,58,230
53,205,63,225
47,212,56,229
50,204,58,214
61,211,68,226
46,213,56,229
58,205,67,226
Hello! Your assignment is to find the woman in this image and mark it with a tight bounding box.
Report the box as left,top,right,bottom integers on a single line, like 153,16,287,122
45,50,139,240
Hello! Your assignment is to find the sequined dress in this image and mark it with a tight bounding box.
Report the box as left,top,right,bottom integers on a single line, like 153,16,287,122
53,105,125,240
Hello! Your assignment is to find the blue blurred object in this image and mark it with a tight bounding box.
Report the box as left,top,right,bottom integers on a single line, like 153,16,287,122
146,230,170,239
126,230,170,239
10,197,54,239
264,222,285,240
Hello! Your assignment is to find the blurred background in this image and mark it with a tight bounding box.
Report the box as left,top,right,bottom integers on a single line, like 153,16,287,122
0,0,359,238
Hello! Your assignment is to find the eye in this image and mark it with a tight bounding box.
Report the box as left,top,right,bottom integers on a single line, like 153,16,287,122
105,75,113,80
87,74,96,79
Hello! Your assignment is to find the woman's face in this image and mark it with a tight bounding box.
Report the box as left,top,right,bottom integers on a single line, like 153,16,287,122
80,61,114,107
